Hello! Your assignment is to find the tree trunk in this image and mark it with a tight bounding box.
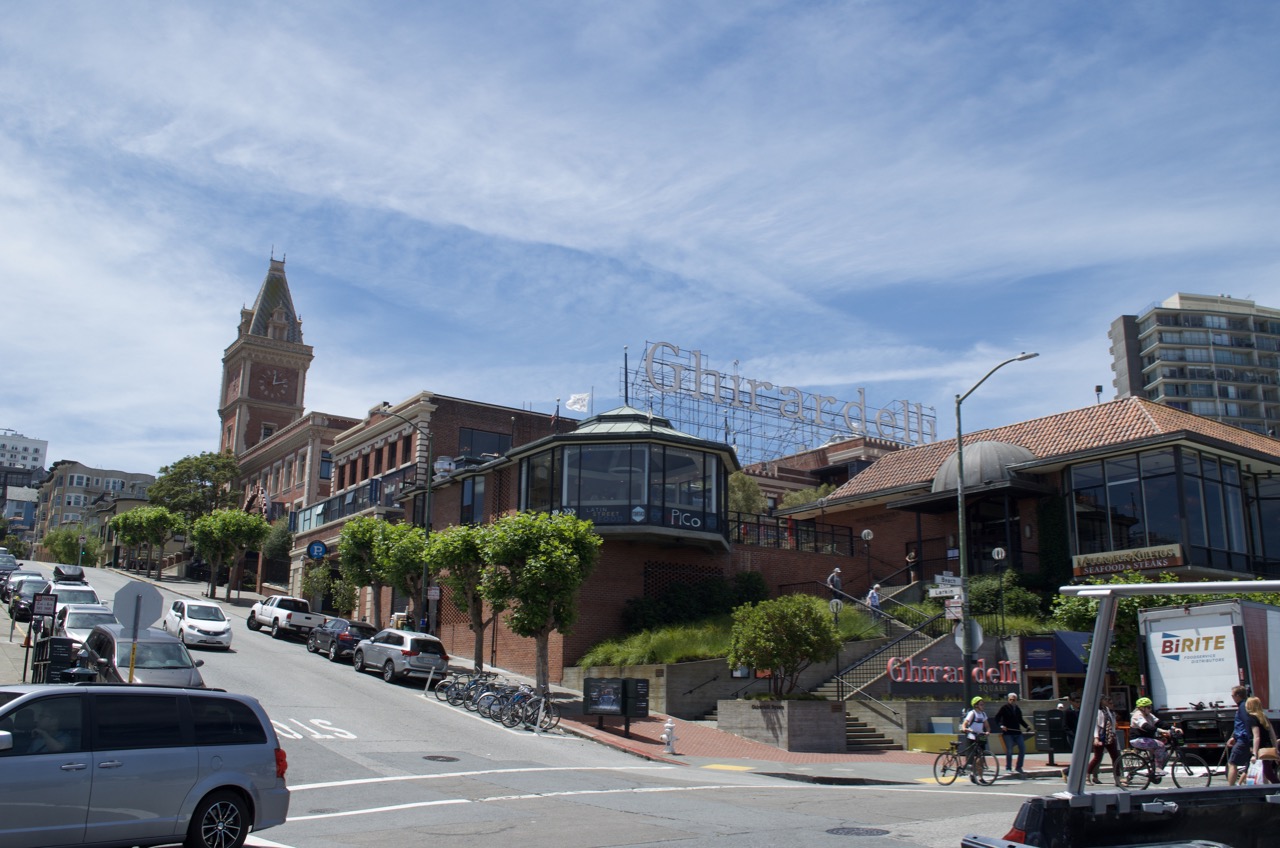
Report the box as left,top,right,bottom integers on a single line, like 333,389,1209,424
534,631,550,692
469,605,487,673
207,553,224,599
370,580,385,629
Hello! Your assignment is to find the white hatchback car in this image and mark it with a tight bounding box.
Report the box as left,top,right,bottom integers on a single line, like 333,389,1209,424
162,599,233,650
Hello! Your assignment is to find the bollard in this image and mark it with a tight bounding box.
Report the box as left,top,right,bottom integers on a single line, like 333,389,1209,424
660,718,678,755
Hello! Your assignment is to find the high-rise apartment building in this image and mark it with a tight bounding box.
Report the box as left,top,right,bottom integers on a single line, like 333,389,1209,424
0,429,47,470
1110,293,1280,435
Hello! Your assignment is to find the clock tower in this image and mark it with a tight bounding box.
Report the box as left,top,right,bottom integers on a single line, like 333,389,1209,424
219,258,315,456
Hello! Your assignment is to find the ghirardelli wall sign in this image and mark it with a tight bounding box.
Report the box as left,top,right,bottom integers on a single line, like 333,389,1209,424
640,341,936,446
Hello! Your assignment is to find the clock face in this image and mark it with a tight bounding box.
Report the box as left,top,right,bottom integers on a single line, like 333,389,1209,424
252,366,292,402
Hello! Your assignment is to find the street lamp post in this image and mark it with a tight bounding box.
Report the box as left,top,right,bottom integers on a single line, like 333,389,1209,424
380,403,435,633
860,529,874,585
956,352,1038,708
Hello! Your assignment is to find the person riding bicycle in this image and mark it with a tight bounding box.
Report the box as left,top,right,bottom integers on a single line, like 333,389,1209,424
1130,697,1179,772
961,696,990,784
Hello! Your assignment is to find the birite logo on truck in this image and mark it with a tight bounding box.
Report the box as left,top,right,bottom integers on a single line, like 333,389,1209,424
1152,625,1233,666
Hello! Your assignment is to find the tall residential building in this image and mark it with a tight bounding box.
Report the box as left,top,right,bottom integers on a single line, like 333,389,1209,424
35,460,154,546
0,429,47,470
1109,293,1280,435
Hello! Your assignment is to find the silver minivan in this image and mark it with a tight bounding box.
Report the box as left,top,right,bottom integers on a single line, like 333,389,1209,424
83,624,206,688
0,683,290,848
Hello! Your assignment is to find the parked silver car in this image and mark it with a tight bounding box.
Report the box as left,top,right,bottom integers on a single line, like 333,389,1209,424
352,629,449,684
0,683,290,848
53,603,119,650
83,624,206,688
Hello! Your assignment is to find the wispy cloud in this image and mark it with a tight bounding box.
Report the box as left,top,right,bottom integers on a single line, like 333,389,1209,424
1,2,1277,470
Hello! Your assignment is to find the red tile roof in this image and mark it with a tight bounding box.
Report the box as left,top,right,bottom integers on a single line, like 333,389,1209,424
827,397,1280,501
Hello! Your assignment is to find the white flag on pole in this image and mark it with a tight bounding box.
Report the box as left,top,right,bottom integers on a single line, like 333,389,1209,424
566,392,591,412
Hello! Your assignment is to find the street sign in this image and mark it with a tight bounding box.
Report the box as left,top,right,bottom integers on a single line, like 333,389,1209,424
944,598,962,620
113,582,164,634
929,586,963,598
937,574,963,586
32,592,58,618
307,540,329,560
954,618,985,650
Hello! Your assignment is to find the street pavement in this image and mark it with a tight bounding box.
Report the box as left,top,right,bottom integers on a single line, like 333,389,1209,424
0,565,1070,788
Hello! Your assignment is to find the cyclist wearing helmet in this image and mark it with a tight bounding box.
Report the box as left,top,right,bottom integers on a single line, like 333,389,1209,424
1131,697,1178,773
961,696,990,784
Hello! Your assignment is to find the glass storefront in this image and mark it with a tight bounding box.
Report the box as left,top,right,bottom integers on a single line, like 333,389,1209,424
519,443,725,535
1069,446,1250,571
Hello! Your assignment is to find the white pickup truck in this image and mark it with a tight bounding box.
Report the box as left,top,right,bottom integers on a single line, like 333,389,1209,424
247,595,325,640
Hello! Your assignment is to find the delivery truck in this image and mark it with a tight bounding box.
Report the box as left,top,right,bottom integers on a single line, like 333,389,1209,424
1137,598,1280,751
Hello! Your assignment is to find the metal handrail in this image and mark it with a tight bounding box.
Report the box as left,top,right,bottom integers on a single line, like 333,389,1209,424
681,674,720,696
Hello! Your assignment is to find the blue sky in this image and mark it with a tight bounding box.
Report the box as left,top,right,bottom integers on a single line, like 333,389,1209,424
3,2,1278,473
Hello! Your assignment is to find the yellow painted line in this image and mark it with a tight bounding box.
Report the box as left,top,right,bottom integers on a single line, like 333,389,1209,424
701,764,754,771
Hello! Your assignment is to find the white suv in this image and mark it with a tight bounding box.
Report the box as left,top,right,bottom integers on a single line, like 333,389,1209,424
0,684,290,848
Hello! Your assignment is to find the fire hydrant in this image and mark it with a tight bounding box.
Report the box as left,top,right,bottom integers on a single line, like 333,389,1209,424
660,718,678,755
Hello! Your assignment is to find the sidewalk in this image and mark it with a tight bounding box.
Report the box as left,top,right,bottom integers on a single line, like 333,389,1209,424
0,568,1070,785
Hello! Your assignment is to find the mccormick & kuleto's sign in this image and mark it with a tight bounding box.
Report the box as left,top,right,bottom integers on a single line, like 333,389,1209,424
1071,544,1183,579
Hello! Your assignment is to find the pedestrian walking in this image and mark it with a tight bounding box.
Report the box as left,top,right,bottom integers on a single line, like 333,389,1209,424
866,583,882,619
826,567,842,600
1086,694,1123,785
994,692,1030,773
1228,685,1251,785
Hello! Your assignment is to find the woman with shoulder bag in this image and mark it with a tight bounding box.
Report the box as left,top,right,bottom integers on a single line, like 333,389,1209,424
1086,694,1123,785
1245,696,1278,784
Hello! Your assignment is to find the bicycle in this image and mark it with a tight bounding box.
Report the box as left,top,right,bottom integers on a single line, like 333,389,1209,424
1116,729,1212,789
933,737,999,786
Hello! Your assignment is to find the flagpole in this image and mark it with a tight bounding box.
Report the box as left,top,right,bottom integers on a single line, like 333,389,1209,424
623,346,629,406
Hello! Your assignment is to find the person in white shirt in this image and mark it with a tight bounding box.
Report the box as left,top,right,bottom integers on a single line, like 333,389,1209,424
962,696,990,783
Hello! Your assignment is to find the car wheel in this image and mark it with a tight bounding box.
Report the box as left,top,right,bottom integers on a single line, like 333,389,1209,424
270,620,282,639
353,651,364,672
305,635,318,654
246,613,260,631
185,789,249,848
328,642,340,663
383,660,397,683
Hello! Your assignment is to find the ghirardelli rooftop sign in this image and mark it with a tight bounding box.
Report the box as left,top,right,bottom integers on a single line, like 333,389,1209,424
642,341,936,445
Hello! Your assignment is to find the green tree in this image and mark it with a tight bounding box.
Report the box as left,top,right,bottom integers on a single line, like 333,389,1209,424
426,523,500,671
728,472,766,514
479,511,602,690
967,570,1044,617
108,506,185,579
261,519,294,562
338,516,391,628
190,509,271,601
779,483,837,510
148,452,241,525
728,594,841,697
379,521,430,625
42,526,103,566
2,534,29,558
1050,571,1280,685
301,560,356,615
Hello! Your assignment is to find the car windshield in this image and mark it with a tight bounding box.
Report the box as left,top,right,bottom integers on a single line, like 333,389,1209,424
116,641,194,669
409,638,445,655
0,554,16,568
67,612,117,630
57,589,99,605
18,581,48,599
186,605,226,622
349,623,378,639
278,599,309,613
